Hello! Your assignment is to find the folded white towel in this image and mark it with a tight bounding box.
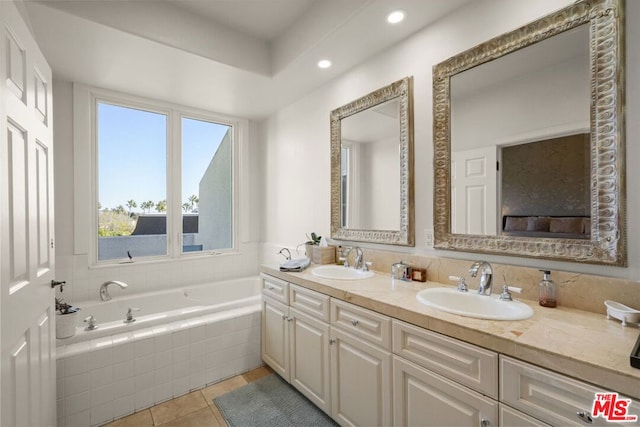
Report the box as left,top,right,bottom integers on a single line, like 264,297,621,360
280,257,311,272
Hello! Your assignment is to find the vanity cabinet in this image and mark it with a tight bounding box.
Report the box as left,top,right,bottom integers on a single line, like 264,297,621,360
500,356,640,426
499,404,552,427
289,285,331,414
261,276,332,414
329,299,393,427
261,295,290,380
392,320,499,426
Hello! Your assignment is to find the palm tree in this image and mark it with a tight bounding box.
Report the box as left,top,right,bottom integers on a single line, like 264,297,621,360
156,200,167,213
182,202,191,213
141,200,154,213
188,194,199,212
114,205,126,215
126,199,137,215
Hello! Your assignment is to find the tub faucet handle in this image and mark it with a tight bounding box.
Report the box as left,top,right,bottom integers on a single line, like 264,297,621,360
84,315,98,331
124,307,140,324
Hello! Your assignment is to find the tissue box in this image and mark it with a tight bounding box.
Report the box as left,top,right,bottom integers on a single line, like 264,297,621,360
313,246,336,265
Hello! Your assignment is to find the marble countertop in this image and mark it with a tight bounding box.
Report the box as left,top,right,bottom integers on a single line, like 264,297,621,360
261,264,640,400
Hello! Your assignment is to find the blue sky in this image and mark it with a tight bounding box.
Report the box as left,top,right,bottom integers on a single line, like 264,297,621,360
98,102,229,211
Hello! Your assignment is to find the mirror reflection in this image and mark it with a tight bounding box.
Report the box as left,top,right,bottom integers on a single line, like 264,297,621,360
433,0,625,265
331,76,414,246
450,25,590,237
340,99,400,230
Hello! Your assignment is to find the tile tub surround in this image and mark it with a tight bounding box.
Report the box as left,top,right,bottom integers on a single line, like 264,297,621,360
56,308,261,427
261,265,640,401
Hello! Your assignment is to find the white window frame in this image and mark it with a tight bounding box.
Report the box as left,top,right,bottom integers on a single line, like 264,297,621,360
73,84,246,266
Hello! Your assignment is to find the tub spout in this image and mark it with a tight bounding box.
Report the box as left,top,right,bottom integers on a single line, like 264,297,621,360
99,280,128,301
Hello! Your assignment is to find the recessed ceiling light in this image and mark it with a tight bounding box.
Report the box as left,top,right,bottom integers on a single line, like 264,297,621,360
317,59,332,69
386,10,406,24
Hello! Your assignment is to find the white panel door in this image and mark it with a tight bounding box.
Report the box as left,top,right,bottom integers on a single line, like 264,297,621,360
330,327,392,427
1,3,56,426
261,296,290,380
451,147,497,234
393,356,498,427
289,308,331,414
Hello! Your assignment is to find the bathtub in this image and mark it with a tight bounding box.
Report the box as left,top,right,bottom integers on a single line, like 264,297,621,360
56,276,263,427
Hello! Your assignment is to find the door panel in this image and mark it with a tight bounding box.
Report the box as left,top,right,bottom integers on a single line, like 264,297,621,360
1,2,56,426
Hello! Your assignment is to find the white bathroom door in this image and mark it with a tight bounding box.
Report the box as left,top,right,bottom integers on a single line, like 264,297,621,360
0,3,57,426
451,147,497,235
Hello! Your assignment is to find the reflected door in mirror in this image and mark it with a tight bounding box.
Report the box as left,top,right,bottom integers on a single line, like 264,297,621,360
340,99,400,231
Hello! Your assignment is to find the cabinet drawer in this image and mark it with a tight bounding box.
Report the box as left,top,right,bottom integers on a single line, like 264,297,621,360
289,284,330,322
500,356,640,426
261,274,289,304
330,299,391,350
393,320,498,399
393,355,498,427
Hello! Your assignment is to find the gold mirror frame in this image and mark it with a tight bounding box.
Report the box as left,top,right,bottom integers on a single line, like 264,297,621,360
433,0,626,265
331,76,415,246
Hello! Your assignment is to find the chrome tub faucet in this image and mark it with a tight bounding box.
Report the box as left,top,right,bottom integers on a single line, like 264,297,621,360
99,280,128,301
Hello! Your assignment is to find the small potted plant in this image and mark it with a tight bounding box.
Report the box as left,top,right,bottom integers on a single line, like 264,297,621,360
305,232,321,259
55,297,80,339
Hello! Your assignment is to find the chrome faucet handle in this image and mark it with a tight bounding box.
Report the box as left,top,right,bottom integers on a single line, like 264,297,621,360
499,285,522,301
363,261,373,272
499,285,513,301
448,275,468,292
84,315,98,331
124,307,140,323
457,277,468,292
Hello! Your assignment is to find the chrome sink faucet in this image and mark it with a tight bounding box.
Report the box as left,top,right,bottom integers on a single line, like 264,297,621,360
99,280,128,301
468,261,493,296
353,247,364,270
342,246,365,269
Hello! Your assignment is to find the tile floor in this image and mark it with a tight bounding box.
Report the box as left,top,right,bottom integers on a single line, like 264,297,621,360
104,366,273,427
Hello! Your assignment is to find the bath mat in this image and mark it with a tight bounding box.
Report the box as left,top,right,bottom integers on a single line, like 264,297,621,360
213,374,338,427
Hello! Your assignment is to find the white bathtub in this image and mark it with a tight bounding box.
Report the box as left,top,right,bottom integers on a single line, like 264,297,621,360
56,276,263,427
61,277,262,344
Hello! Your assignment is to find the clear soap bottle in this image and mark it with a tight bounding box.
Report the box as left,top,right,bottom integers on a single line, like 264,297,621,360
538,270,557,308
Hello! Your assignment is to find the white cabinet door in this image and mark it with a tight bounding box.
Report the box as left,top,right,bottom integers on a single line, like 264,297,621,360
330,326,392,427
1,3,56,426
501,356,640,427
261,296,290,380
500,403,551,427
393,356,498,427
289,308,331,414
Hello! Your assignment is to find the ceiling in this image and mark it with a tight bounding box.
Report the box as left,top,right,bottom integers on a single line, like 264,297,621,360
22,0,472,119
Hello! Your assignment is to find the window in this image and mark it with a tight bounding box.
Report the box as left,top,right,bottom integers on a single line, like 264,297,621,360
94,95,236,263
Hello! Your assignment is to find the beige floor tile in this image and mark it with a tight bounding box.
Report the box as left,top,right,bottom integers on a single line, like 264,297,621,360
156,406,222,427
103,409,154,427
242,366,272,383
150,390,208,425
210,402,229,427
200,375,248,404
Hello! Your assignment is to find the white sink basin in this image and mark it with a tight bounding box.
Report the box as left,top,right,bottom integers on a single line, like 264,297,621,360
416,287,534,320
311,265,375,280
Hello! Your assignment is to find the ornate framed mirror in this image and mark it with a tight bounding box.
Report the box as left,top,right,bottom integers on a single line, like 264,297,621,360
331,76,414,246
433,0,626,265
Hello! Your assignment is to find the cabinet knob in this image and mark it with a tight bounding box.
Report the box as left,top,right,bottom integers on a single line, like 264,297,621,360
351,319,359,326
480,419,490,427
329,338,336,345
287,316,293,322
267,285,275,290
282,314,288,320
576,411,594,424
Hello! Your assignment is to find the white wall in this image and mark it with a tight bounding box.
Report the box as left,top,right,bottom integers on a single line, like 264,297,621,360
53,80,262,304
260,0,640,281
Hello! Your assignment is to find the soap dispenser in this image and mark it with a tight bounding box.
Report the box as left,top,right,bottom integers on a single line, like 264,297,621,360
538,270,557,308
